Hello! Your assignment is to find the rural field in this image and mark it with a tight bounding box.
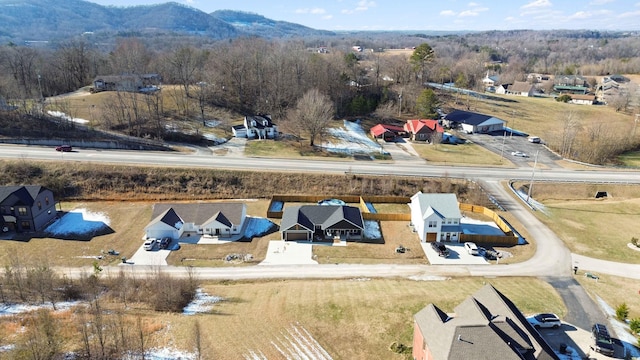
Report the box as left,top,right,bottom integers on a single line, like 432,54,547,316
524,182,640,263
136,277,565,360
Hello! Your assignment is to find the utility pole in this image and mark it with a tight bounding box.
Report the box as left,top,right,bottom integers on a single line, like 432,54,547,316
398,89,403,117
500,130,506,162
510,110,516,138
526,150,539,204
634,113,639,136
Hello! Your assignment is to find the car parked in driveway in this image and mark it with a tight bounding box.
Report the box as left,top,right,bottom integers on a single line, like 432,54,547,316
143,239,155,251
431,242,449,257
527,313,562,329
464,242,479,255
591,323,615,356
159,237,171,249
511,150,529,157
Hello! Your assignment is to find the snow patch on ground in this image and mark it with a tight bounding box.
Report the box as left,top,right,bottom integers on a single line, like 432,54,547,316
597,297,640,359
244,323,332,360
47,110,89,124
122,348,197,360
46,208,110,236
183,288,223,315
364,220,381,240
322,120,385,155
243,216,277,239
0,301,80,317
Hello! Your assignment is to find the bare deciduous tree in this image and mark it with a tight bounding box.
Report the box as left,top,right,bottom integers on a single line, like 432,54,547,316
284,88,334,146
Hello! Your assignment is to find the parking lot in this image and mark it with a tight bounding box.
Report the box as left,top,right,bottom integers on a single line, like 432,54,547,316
460,130,563,168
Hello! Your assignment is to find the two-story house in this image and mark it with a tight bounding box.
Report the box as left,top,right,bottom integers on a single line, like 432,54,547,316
0,185,57,233
232,114,278,139
409,192,462,242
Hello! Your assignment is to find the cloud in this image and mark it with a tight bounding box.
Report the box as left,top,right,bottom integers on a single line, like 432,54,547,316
440,10,456,16
468,1,479,5
295,8,327,15
341,0,376,14
521,0,552,9
459,8,488,17
568,9,612,19
618,9,640,17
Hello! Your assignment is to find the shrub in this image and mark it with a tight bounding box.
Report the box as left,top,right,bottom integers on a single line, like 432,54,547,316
630,318,640,334
632,237,639,247
616,303,629,321
556,94,572,103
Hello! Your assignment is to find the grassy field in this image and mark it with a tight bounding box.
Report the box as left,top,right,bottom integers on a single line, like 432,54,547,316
522,182,640,263
577,273,640,320
155,277,564,360
412,141,509,166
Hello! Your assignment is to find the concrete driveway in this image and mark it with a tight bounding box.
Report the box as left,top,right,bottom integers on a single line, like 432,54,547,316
379,139,421,161
126,243,171,266
421,242,489,265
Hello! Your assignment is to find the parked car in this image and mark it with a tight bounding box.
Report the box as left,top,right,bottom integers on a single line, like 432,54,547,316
527,313,562,329
431,242,449,257
483,248,499,260
55,145,72,152
528,136,541,143
143,239,155,251
511,151,529,157
590,323,615,356
464,242,479,255
159,237,171,249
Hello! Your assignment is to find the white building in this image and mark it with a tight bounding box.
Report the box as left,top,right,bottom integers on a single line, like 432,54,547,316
409,192,462,242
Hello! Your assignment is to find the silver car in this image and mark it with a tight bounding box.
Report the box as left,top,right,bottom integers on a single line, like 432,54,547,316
527,313,561,329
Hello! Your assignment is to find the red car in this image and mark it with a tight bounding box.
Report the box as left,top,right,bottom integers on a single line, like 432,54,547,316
55,145,72,152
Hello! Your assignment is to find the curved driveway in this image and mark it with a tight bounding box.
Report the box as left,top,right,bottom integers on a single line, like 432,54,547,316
2,144,639,280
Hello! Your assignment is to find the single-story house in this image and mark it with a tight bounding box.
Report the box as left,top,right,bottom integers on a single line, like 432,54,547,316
443,110,505,134
232,114,278,139
144,203,247,240
504,81,535,97
370,124,406,141
412,284,560,360
409,192,461,242
0,185,57,233
92,74,161,93
553,85,589,95
404,119,444,142
280,205,364,241
495,83,510,95
569,94,596,105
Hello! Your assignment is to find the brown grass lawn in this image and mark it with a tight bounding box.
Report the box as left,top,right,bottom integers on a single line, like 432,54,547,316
158,277,564,360
518,182,640,263
0,201,152,267
577,273,640,320
412,142,509,166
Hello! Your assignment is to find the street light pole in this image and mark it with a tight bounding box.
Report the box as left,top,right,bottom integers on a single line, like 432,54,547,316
526,150,539,204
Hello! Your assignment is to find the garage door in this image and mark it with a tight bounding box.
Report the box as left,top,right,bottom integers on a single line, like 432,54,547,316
285,232,309,241
426,232,437,241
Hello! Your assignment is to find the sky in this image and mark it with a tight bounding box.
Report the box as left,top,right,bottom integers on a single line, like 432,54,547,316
84,0,640,31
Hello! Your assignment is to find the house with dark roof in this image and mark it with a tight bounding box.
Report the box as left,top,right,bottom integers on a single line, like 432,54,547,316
144,203,247,240
92,74,161,93
232,114,278,139
370,124,406,141
404,119,444,142
412,284,560,360
409,192,462,242
280,205,364,241
0,186,57,233
443,110,505,134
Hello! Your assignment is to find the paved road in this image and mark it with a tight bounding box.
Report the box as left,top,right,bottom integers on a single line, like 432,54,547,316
3,143,639,281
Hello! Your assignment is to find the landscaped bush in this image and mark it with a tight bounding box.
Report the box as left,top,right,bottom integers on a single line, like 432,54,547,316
616,303,629,321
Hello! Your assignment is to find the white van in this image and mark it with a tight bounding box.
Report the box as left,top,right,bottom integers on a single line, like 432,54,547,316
528,136,541,143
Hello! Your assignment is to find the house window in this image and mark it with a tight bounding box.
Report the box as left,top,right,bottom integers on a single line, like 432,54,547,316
18,207,27,216
428,221,437,228
21,221,30,230
45,197,50,205
447,220,452,224
37,201,42,210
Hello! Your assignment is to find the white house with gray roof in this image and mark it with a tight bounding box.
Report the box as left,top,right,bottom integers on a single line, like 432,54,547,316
409,192,462,242
280,205,364,241
144,203,247,240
